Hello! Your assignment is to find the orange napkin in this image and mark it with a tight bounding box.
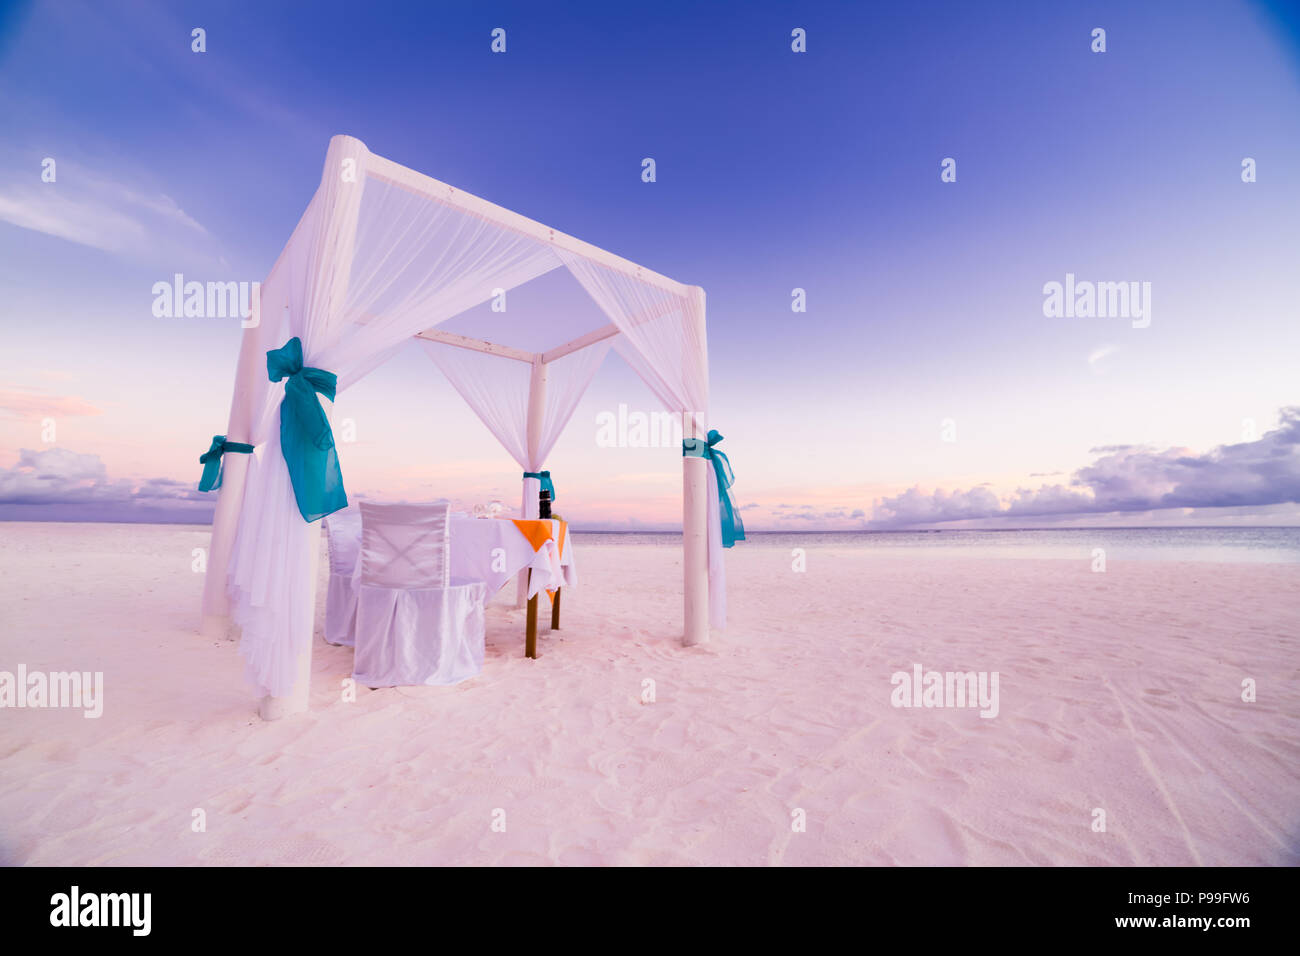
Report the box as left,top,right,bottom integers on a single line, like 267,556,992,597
510,518,556,553
509,519,567,600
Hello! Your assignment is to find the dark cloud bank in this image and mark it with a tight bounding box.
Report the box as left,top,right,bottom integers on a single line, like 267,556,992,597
0,448,213,523
870,406,1300,529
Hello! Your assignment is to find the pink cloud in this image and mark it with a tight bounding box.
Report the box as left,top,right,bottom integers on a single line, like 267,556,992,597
0,387,102,421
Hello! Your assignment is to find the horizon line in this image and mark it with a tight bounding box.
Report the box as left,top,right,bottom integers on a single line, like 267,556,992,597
1,518,1298,534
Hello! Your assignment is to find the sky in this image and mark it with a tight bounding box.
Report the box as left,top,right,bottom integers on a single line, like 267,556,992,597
0,0,1298,530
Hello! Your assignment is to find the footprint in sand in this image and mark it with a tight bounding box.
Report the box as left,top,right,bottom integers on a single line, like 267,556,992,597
203,836,346,866
37,796,101,834
1142,688,1180,710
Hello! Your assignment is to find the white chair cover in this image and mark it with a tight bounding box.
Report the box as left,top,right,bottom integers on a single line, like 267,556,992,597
353,502,486,687
322,508,362,646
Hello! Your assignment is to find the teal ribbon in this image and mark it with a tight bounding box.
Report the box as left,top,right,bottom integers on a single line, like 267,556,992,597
682,429,745,548
197,435,253,492
523,470,555,502
267,336,347,522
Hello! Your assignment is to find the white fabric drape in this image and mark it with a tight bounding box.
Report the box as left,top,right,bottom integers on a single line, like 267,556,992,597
228,137,563,697
554,251,726,629
423,344,531,465
422,336,611,471
537,345,612,468
218,134,721,699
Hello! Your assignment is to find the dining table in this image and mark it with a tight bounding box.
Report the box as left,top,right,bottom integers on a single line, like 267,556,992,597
344,512,574,658
503,517,569,659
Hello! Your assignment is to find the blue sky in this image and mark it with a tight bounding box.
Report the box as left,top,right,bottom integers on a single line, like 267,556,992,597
0,0,1298,528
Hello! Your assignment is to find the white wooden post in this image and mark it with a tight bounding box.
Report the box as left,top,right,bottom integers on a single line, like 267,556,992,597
683,422,709,647
517,357,548,606
682,286,710,646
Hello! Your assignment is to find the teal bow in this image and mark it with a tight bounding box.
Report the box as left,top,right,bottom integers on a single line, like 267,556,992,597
682,429,745,548
523,470,555,502
267,336,347,522
197,435,254,492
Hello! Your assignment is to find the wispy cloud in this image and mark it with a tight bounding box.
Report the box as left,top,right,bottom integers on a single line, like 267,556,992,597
0,157,219,264
870,406,1300,528
1087,343,1119,373
0,386,102,421
771,503,867,523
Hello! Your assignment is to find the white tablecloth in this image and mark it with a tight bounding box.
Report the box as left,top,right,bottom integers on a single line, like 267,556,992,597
349,515,575,601
448,516,574,599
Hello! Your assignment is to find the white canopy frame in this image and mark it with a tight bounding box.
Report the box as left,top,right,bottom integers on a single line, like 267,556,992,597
200,136,722,720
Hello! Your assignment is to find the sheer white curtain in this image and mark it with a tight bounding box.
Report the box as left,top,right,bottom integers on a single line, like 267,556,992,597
422,345,530,463
421,337,612,504
538,344,612,467
554,251,726,629
228,136,563,697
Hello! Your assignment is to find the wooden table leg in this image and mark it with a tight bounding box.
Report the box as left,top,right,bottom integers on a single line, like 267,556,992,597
525,571,538,659
550,588,561,630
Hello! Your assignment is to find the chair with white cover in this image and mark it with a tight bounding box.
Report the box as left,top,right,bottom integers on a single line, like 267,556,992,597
322,508,363,646
353,501,487,687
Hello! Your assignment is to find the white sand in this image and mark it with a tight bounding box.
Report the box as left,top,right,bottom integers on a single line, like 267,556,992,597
0,521,1297,866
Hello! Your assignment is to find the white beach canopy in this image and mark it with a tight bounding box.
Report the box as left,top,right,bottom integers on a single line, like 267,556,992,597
199,135,735,718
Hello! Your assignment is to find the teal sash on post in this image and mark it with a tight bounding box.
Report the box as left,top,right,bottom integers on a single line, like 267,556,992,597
523,470,556,502
682,429,745,548
266,336,348,522
197,435,254,492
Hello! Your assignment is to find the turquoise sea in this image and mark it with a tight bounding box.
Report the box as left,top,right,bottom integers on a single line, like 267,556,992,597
571,527,1300,563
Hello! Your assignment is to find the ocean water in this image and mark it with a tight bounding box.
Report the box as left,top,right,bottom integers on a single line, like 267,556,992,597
570,527,1300,563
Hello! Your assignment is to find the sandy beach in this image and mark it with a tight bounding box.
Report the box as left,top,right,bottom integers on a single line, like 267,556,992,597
1,521,1297,866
